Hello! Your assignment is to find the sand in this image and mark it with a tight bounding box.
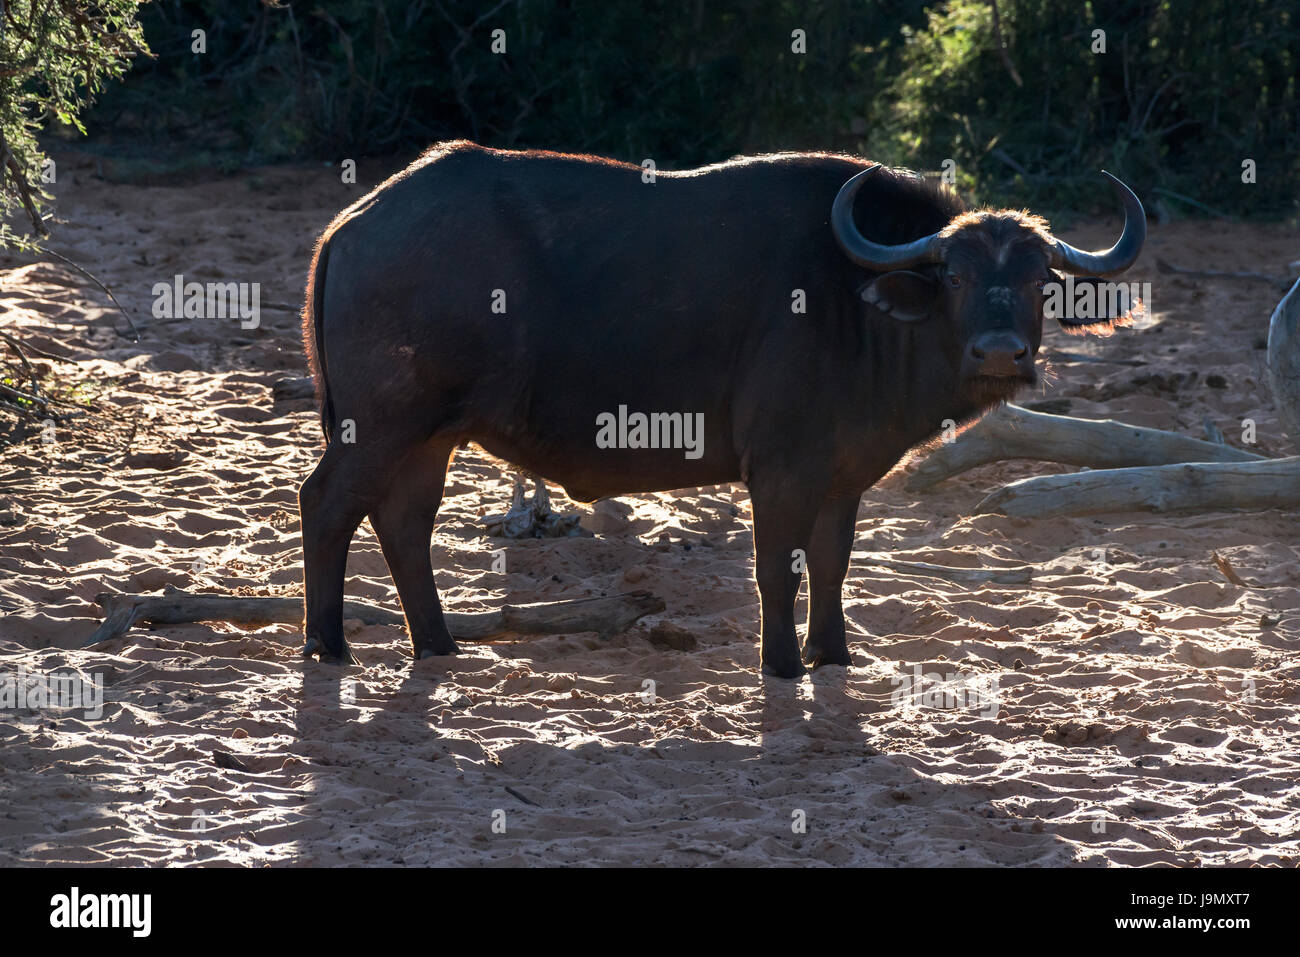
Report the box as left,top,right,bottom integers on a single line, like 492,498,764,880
0,151,1297,866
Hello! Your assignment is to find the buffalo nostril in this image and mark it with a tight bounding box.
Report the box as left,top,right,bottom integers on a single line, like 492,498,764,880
971,346,986,359
1014,347,1028,359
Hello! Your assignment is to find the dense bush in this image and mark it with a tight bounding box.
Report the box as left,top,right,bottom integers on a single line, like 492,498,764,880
872,0,1300,215
92,1,925,166
62,0,1300,217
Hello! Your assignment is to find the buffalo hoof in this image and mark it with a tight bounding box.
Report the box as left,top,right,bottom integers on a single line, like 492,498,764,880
415,644,459,661
802,645,852,669
761,659,807,680
302,636,355,665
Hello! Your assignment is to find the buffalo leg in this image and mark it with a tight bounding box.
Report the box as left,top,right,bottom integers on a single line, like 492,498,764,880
300,442,364,663
299,433,415,663
369,440,458,659
749,478,823,679
802,494,860,668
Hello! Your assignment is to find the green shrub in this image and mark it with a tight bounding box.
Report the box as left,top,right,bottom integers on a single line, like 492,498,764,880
867,0,1299,216
0,0,149,248
58,0,1300,218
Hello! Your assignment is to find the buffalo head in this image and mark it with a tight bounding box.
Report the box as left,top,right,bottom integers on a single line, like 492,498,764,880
831,165,1146,403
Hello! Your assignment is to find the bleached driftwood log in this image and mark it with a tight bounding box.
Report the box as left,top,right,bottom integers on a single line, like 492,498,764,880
973,457,1300,518
81,588,664,647
906,403,1261,491
912,279,1300,517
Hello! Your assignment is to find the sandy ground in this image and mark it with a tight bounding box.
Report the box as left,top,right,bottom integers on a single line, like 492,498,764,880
0,150,1298,867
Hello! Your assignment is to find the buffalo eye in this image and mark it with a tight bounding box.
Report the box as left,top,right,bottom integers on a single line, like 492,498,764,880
1034,277,1047,290
947,273,962,288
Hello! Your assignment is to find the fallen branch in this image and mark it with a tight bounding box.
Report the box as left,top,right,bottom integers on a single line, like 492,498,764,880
852,553,1032,585
81,588,665,647
1211,551,1250,587
0,379,46,409
504,785,543,807
0,329,39,396
43,248,142,341
973,456,1300,518
907,403,1261,491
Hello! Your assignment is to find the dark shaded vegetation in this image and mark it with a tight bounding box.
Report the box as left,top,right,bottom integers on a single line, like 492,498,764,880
3,0,1297,230
81,0,1298,217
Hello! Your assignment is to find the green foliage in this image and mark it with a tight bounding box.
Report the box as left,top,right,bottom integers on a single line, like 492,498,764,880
0,0,149,248
868,0,1300,217
36,0,1300,218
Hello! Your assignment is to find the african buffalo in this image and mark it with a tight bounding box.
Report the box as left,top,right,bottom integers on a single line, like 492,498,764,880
299,141,1145,678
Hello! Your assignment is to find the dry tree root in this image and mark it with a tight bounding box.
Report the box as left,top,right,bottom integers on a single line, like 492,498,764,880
0,328,68,443
906,403,1262,492
973,456,1300,518
81,587,665,648
0,327,114,449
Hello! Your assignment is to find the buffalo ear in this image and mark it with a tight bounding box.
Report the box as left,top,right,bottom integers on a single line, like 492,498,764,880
860,270,939,322
1046,271,1141,336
